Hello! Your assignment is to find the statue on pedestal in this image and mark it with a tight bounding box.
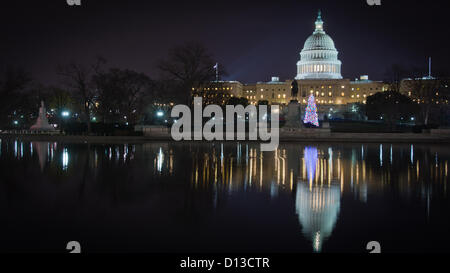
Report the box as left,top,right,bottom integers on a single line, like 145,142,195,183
30,101,56,131
284,80,303,129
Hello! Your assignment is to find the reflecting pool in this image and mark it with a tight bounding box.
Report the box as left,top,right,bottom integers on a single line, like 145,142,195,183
0,138,449,253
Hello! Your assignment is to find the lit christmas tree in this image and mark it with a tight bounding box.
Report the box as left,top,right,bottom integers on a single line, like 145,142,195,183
303,94,319,127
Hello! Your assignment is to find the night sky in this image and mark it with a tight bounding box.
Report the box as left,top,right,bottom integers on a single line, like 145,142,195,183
1,0,449,85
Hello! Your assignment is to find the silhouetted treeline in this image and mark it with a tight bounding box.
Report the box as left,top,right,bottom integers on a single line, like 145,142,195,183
0,42,224,133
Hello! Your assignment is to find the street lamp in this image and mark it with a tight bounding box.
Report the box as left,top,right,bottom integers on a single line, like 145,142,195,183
60,111,71,133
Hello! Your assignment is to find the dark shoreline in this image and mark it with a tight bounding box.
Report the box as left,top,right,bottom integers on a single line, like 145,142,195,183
2,133,450,144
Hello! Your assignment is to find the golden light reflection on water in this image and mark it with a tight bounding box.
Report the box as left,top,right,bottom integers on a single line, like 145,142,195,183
1,139,449,252
146,142,448,252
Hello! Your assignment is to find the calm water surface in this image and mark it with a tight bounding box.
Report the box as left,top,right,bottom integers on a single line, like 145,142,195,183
0,138,449,253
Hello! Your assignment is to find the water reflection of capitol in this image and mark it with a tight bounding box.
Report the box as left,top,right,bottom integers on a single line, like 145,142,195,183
146,143,343,252
149,142,448,252
170,143,364,252
295,147,341,252
2,139,449,252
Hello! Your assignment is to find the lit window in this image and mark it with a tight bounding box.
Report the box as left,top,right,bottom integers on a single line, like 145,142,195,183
341,92,345,97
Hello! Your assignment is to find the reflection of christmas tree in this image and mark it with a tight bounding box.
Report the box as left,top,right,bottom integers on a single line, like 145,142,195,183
304,146,318,183
303,94,319,127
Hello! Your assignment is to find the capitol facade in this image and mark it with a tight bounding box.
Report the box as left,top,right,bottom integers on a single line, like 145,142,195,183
193,11,388,117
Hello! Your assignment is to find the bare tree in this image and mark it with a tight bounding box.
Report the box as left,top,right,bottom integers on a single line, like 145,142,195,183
408,80,440,125
94,68,153,125
46,86,74,127
384,64,408,93
58,58,105,133
404,68,447,126
47,86,74,113
158,42,218,105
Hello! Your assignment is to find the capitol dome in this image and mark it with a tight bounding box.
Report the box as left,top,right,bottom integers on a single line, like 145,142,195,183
295,11,343,80
303,32,336,51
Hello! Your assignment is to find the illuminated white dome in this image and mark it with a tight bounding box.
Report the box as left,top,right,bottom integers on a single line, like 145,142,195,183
303,33,336,51
295,11,343,80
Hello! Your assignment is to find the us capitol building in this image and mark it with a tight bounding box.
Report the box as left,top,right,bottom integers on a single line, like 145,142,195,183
193,11,388,117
